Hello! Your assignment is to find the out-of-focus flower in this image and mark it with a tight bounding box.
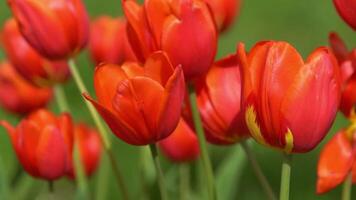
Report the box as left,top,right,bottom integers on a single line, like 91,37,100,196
316,128,355,194
159,118,200,162
0,109,73,180
123,0,217,79
84,51,185,145
195,53,249,145
238,41,341,153
204,0,241,32
0,62,52,115
67,123,102,178
7,0,90,60
329,32,356,117
333,0,356,30
89,16,136,65
1,18,70,86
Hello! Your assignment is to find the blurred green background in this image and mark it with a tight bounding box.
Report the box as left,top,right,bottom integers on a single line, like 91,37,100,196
0,0,355,199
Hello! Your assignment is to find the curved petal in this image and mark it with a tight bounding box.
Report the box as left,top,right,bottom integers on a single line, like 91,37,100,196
340,74,356,116
144,51,174,86
333,0,356,30
329,32,349,63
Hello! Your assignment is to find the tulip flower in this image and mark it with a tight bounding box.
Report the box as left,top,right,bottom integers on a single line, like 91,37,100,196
333,0,356,30
0,62,52,114
68,123,102,178
238,41,341,153
1,18,70,86
329,32,356,117
7,0,90,60
84,51,185,145
89,16,136,65
159,118,200,162
316,129,355,194
204,0,241,32
195,54,249,145
0,109,73,180
123,0,217,79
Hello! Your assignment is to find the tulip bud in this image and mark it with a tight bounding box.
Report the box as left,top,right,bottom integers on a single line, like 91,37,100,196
0,109,73,180
0,62,52,115
158,118,200,162
123,0,217,79
89,16,136,65
195,54,249,145
67,123,102,178
1,18,70,86
238,41,341,153
7,0,90,60
204,0,241,32
333,0,356,30
84,51,185,145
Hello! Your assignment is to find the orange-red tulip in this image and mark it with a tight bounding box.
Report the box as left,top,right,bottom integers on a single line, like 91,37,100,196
316,129,355,194
195,54,249,145
123,0,217,79
329,32,356,117
159,118,200,162
333,0,356,30
84,51,185,145
7,0,90,60
0,109,73,180
204,0,241,32
67,123,102,178
1,18,70,86
238,41,341,153
0,62,52,114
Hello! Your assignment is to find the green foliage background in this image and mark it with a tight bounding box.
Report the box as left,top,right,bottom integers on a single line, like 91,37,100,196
0,0,355,199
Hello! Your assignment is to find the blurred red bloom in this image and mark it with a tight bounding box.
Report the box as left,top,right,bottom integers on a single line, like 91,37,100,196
89,16,136,65
84,51,185,145
123,0,217,79
0,62,52,115
333,0,356,30
1,18,70,86
195,53,249,145
204,0,241,32
7,0,90,60
159,118,200,162
0,109,73,180
238,41,341,153
329,32,356,117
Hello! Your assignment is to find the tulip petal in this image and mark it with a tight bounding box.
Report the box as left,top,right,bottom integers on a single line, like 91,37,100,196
317,131,353,194
329,32,349,63
333,0,356,30
121,62,144,78
144,51,174,86
340,74,356,116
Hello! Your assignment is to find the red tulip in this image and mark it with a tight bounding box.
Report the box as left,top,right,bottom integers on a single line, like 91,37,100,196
0,62,52,115
238,41,341,153
7,0,90,60
84,51,185,145
123,0,217,79
1,18,70,86
329,32,356,117
204,0,241,32
195,54,249,145
0,109,73,180
316,129,355,194
158,118,200,162
67,123,102,178
333,0,356,30
89,16,136,65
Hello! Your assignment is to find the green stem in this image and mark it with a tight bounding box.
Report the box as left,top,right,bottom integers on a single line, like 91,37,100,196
54,85,69,112
179,164,190,200
48,181,54,193
188,83,216,200
241,141,276,200
342,173,352,200
149,144,168,200
279,154,292,200
95,154,110,200
68,59,129,200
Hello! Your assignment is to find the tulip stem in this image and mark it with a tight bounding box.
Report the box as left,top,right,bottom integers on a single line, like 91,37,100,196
179,164,190,200
241,141,276,200
188,83,216,200
54,85,69,112
279,153,292,200
342,173,352,200
48,181,54,193
149,144,168,200
68,59,129,200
